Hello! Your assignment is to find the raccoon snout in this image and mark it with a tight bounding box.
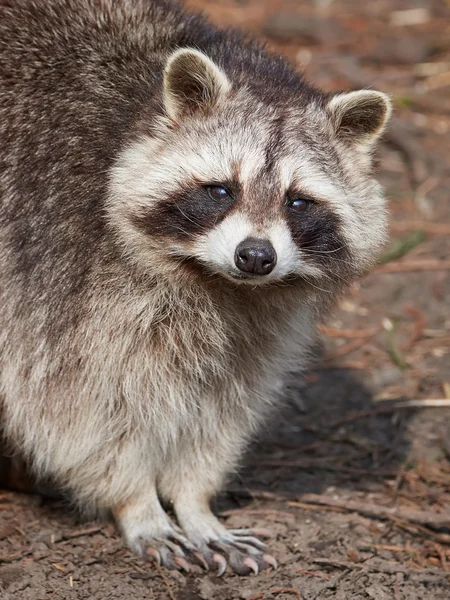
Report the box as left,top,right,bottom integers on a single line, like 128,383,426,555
234,238,277,276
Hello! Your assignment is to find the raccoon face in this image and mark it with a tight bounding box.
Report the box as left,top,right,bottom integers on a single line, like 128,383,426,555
109,48,391,288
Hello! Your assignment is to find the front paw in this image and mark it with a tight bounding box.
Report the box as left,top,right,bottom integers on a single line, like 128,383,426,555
196,528,277,576
115,500,203,573
134,527,276,576
133,528,199,573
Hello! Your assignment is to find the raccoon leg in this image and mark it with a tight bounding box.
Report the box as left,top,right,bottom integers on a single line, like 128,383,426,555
110,428,276,574
112,485,197,572
158,448,277,576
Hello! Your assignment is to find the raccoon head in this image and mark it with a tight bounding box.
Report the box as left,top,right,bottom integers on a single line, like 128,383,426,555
108,48,391,290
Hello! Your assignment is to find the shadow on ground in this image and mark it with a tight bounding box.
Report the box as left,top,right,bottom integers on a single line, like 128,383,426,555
220,366,412,509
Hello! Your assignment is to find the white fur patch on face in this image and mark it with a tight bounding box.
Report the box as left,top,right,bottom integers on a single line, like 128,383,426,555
192,213,322,283
267,221,322,280
193,212,253,276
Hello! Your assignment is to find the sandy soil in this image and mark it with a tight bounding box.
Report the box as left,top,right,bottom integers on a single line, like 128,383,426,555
1,1,450,598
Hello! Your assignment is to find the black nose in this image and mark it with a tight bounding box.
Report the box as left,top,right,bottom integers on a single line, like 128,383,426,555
234,238,277,276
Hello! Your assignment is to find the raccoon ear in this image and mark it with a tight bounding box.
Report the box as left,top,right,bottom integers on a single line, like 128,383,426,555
163,48,231,120
327,90,392,148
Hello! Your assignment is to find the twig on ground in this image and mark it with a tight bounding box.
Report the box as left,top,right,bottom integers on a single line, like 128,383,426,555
62,526,103,540
433,542,448,572
153,562,177,600
296,569,330,580
52,563,67,572
128,564,152,579
390,516,450,545
356,542,417,555
311,558,449,582
394,399,450,408
288,494,450,531
220,508,295,521
288,500,346,514
226,488,292,502
324,338,369,361
327,399,450,428
0,551,32,563
270,588,303,599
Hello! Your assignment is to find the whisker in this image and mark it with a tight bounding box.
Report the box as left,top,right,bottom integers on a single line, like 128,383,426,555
301,244,349,255
173,202,209,234
305,279,333,294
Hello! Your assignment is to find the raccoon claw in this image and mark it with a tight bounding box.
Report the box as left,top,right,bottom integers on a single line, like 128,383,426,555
141,532,198,571
197,529,277,576
173,556,191,572
243,557,259,575
227,549,277,576
147,548,191,572
262,553,278,569
141,525,275,576
193,551,210,571
146,545,182,571
225,550,261,576
146,547,161,565
213,553,227,576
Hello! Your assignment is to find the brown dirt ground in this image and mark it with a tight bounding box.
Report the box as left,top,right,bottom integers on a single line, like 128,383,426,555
1,0,450,598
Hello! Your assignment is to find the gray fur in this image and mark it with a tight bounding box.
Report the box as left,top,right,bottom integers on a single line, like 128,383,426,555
0,0,391,575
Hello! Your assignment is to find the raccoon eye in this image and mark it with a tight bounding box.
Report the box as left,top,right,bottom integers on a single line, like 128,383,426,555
288,197,313,212
206,185,231,201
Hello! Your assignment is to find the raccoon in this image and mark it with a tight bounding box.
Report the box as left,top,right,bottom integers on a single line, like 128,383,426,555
0,0,391,576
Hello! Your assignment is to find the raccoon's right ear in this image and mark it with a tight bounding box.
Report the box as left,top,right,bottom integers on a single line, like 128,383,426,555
163,48,231,120
327,90,392,149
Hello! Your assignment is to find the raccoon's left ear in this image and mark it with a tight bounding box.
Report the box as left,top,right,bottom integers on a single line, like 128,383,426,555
163,48,231,121
327,90,392,149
